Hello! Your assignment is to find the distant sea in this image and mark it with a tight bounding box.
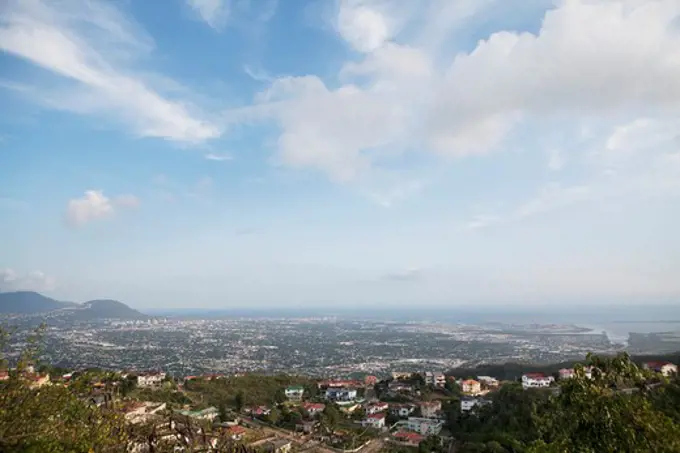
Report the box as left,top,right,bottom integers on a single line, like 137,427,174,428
147,304,680,344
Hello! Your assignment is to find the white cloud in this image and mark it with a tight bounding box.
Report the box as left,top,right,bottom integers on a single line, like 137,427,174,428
465,215,501,231
1,268,56,292
243,0,680,185
204,152,233,161
0,0,219,143
187,0,229,30
379,266,423,282
66,190,139,227
547,148,565,171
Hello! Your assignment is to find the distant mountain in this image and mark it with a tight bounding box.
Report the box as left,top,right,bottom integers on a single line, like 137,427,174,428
75,299,149,320
0,291,73,314
0,291,148,320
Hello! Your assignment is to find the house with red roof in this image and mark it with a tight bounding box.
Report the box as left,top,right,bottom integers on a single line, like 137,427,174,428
522,373,555,389
302,402,326,416
394,431,425,446
643,361,678,377
361,412,386,429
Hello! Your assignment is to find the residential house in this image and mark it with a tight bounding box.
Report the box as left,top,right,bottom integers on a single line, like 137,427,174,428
559,367,593,380
391,371,412,380
393,431,424,446
419,401,442,418
325,387,357,402
124,402,167,424
177,407,219,422
225,425,247,441
423,372,446,388
460,397,491,413
477,376,499,388
26,373,50,389
0,370,9,381
522,373,555,389
406,417,443,436
461,379,481,395
296,420,318,434
365,402,389,415
265,439,292,453
390,403,416,418
247,406,272,417
319,379,362,389
644,362,678,377
361,413,386,429
137,372,166,388
302,402,325,416
285,385,305,401
388,380,414,393
365,375,378,386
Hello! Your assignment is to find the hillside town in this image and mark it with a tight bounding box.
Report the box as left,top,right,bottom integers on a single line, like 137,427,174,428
2,358,676,453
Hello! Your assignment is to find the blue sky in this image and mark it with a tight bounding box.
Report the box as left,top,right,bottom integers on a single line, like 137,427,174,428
1,0,679,309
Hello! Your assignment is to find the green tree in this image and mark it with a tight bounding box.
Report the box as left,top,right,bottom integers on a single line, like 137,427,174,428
234,390,245,412
528,353,680,453
320,404,342,434
268,407,281,425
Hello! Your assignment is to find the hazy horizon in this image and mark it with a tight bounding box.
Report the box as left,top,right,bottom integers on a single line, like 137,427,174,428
2,0,680,309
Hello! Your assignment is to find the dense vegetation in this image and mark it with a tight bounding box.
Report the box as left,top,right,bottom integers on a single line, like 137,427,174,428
446,354,680,452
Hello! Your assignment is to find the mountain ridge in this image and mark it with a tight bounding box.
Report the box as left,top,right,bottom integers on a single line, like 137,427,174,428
0,291,148,320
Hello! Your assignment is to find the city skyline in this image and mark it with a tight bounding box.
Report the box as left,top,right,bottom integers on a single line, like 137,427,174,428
2,0,680,308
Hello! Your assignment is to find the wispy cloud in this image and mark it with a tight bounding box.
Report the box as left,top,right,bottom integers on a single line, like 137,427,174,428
187,0,230,30
66,190,139,228
1,268,56,292
204,152,233,161
379,267,423,282
0,0,219,143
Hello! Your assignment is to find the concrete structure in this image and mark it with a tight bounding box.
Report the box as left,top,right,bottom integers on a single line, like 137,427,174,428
266,440,292,453
393,431,424,446
406,417,443,436
391,371,412,380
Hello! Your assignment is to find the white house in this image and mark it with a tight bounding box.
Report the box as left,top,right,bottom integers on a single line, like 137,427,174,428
460,397,491,413
137,372,166,388
477,376,499,387
362,413,386,429
390,404,416,418
423,372,446,388
325,387,357,402
285,386,305,401
521,373,554,389
406,417,443,436
303,402,326,416
559,367,593,380
365,402,389,415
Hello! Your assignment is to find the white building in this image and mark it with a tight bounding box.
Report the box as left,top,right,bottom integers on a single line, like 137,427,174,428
423,372,446,388
521,373,554,389
460,397,490,413
559,367,592,380
390,404,416,418
477,376,499,387
325,387,357,402
137,372,166,388
365,402,389,415
406,417,443,436
285,386,305,401
362,413,386,429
